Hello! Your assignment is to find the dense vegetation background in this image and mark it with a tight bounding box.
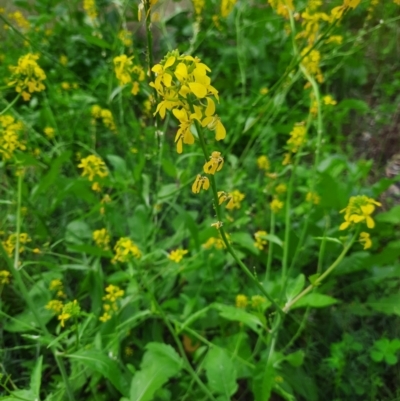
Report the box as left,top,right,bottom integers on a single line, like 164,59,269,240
1,0,400,400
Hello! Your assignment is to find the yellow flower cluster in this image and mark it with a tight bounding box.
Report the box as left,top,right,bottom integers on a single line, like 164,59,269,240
168,249,188,263
217,190,245,210
151,50,225,153
0,270,11,285
301,47,323,84
257,155,270,171
202,236,226,250
112,237,141,263
268,0,294,19
0,115,25,160
359,232,372,250
78,155,108,191
91,105,117,132
44,127,55,139
113,55,145,95
49,278,66,299
8,53,46,101
254,230,268,250
6,11,30,30
118,30,133,47
45,299,64,314
306,191,321,205
192,0,205,16
83,0,97,20
270,198,284,213
93,228,110,250
100,284,124,322
58,300,80,327
275,183,287,195
287,123,307,153
339,195,381,230
220,0,237,18
2,233,30,257
235,294,248,308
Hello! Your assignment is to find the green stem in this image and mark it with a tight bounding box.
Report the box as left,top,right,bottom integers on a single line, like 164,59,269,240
265,212,275,282
283,232,358,313
1,173,76,401
0,94,20,116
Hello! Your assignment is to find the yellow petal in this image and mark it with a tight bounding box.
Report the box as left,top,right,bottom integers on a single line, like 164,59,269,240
163,73,173,87
361,204,374,215
164,56,176,69
339,221,350,230
205,97,215,117
201,116,213,128
192,175,201,194
215,121,226,141
366,216,375,229
203,177,210,190
188,82,207,98
174,63,188,82
152,64,163,73
183,129,195,145
172,108,186,122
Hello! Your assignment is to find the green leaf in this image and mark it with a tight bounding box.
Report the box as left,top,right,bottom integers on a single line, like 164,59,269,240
313,237,342,245
291,294,339,309
286,274,305,301
83,34,112,49
67,244,112,257
106,154,128,175
30,356,43,397
204,347,238,399
213,303,263,333
66,350,129,395
264,234,283,248
366,294,400,316
230,232,258,254
129,342,183,401
65,220,92,245
285,350,304,367
157,183,180,199
308,273,321,286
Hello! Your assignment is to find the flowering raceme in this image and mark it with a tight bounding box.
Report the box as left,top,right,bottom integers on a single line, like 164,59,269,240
0,115,25,160
113,55,145,95
150,50,226,154
287,123,306,153
8,53,46,101
339,195,381,230
112,237,141,263
78,155,108,182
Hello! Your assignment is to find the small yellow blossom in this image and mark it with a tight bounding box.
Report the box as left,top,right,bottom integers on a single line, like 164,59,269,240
306,191,321,205
168,249,188,263
204,151,224,175
192,174,210,193
7,11,30,30
78,155,108,182
0,115,26,160
268,0,294,18
59,55,68,66
254,230,268,250
202,236,226,250
301,47,323,83
8,53,46,101
218,190,245,210
339,195,381,230
275,183,287,194
359,232,372,250
58,300,80,328
118,30,133,47
45,300,64,314
260,87,269,95
235,294,248,308
100,109,117,132
103,284,124,302
251,295,266,308
325,35,343,45
287,123,306,153
282,153,291,166
0,270,11,285
93,228,111,250
323,95,337,106
44,127,55,139
112,237,141,263
220,0,237,18
270,198,284,213
257,155,270,171
2,233,31,257
49,279,63,292
83,0,97,19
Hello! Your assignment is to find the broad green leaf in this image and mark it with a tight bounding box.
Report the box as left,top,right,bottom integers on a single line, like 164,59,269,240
286,274,305,301
204,347,238,399
129,342,183,401
65,220,92,245
106,154,127,175
30,355,43,398
157,183,180,199
285,350,304,367
66,350,129,396
213,303,263,333
376,205,400,224
291,293,339,309
231,232,258,254
83,34,112,49
264,234,283,248
366,294,400,316
308,273,321,286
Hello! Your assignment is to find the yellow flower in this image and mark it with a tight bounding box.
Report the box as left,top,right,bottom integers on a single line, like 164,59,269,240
339,195,381,230
192,174,210,193
112,237,141,263
78,155,108,181
359,232,372,250
270,198,284,213
301,47,323,83
118,30,133,47
45,300,64,314
268,0,294,18
7,11,30,30
44,127,55,139
114,55,134,86
257,155,270,171
260,87,269,95
287,123,306,153
58,300,80,328
93,228,111,250
59,55,68,66
0,270,11,285
100,109,116,132
220,0,237,17
306,191,320,205
8,53,46,101
323,95,337,106
282,152,292,166
275,183,287,194
0,115,26,160
254,230,268,250
49,279,63,291
325,35,343,45
235,294,248,308
192,0,205,15
218,190,245,210
251,295,266,308
168,249,188,263
202,236,226,250
203,151,224,175
2,233,30,257
103,284,124,302
83,0,97,19
173,108,195,154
